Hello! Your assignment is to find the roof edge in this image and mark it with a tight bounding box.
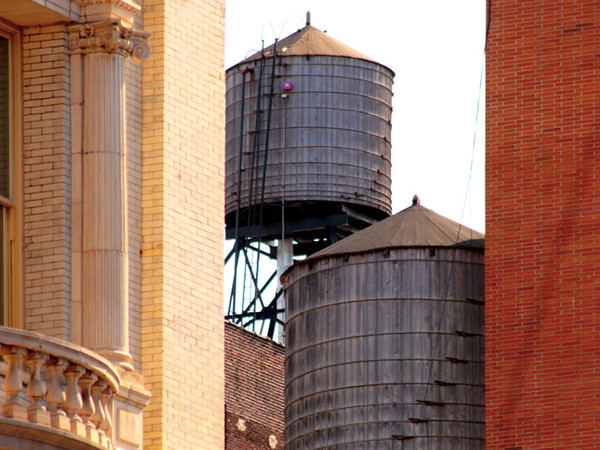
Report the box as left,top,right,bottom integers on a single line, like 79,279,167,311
227,24,395,76
227,53,395,77
281,241,485,285
224,319,285,348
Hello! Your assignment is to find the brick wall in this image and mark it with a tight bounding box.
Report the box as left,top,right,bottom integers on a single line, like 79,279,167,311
225,321,285,450
141,0,225,447
21,25,71,340
486,1,600,448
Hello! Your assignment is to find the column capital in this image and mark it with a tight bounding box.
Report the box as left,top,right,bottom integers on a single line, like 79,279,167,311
68,20,150,62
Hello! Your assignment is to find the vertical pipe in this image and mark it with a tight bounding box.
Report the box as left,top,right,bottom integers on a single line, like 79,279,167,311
276,238,292,343
229,69,248,321
277,93,289,342
252,40,277,328
281,93,287,242
246,45,266,228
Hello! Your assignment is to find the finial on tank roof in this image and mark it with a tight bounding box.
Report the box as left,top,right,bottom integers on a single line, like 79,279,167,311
306,11,311,26
412,195,420,206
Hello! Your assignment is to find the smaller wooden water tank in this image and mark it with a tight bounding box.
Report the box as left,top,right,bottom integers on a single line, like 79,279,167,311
281,199,485,449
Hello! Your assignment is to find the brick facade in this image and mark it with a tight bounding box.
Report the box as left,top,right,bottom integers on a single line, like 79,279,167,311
486,1,600,447
22,25,71,340
141,0,225,447
225,321,285,450
1,0,226,446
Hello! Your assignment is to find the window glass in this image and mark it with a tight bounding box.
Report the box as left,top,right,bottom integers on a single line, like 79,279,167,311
0,34,9,324
0,36,8,199
0,209,4,324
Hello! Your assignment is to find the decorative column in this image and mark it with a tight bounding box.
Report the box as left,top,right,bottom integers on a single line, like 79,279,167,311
69,20,149,370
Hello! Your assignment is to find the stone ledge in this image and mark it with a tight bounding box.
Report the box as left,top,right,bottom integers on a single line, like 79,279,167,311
0,418,105,450
115,367,150,409
114,366,149,450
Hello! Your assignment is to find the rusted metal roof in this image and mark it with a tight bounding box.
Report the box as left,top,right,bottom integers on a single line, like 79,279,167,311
241,25,376,64
307,199,484,260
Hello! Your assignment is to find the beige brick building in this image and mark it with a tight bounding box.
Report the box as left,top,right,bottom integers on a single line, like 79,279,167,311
0,0,225,448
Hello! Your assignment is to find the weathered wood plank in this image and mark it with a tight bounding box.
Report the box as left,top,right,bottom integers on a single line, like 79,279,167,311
225,55,394,223
283,247,485,449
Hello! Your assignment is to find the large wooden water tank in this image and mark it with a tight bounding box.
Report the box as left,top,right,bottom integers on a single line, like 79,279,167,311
281,200,485,449
225,25,394,232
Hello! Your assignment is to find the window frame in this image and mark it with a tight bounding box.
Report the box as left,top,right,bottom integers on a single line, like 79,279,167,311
0,20,22,328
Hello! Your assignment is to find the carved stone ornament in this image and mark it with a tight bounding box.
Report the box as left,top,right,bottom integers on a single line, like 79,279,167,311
68,19,150,62
73,0,140,15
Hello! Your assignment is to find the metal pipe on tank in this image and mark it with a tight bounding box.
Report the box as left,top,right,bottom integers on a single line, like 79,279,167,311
276,238,292,343
253,40,278,310
281,88,288,240
276,90,291,343
229,69,248,315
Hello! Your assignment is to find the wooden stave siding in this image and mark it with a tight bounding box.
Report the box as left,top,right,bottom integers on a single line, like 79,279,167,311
225,55,394,221
282,247,485,449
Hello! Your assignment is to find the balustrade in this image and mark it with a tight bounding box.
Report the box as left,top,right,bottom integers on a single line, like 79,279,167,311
0,326,120,449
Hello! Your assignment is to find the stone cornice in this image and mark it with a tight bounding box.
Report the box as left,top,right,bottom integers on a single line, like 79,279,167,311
73,0,141,14
68,19,150,62
74,0,141,26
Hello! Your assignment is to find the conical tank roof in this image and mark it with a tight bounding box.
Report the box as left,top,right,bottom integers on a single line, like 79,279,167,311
238,24,388,69
306,197,484,260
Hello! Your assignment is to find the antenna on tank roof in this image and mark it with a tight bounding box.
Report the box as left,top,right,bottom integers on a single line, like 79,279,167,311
306,11,311,26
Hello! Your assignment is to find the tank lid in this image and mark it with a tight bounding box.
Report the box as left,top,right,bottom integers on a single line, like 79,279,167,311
306,199,484,259
237,24,381,66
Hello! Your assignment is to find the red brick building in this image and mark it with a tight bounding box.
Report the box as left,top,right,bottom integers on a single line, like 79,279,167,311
486,1,600,448
225,321,285,449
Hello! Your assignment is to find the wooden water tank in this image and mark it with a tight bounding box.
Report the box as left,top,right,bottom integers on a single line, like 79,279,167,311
281,201,485,449
225,25,394,233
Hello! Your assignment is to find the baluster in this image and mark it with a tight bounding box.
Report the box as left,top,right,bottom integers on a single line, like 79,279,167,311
78,371,99,442
64,364,85,436
1,345,27,419
100,386,114,438
90,380,106,429
91,380,107,446
25,351,49,425
46,358,70,430
100,386,114,433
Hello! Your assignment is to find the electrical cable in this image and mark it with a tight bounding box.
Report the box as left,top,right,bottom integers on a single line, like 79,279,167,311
485,0,492,52
253,39,278,334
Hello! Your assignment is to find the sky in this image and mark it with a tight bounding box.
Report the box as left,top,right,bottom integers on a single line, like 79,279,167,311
224,0,486,233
